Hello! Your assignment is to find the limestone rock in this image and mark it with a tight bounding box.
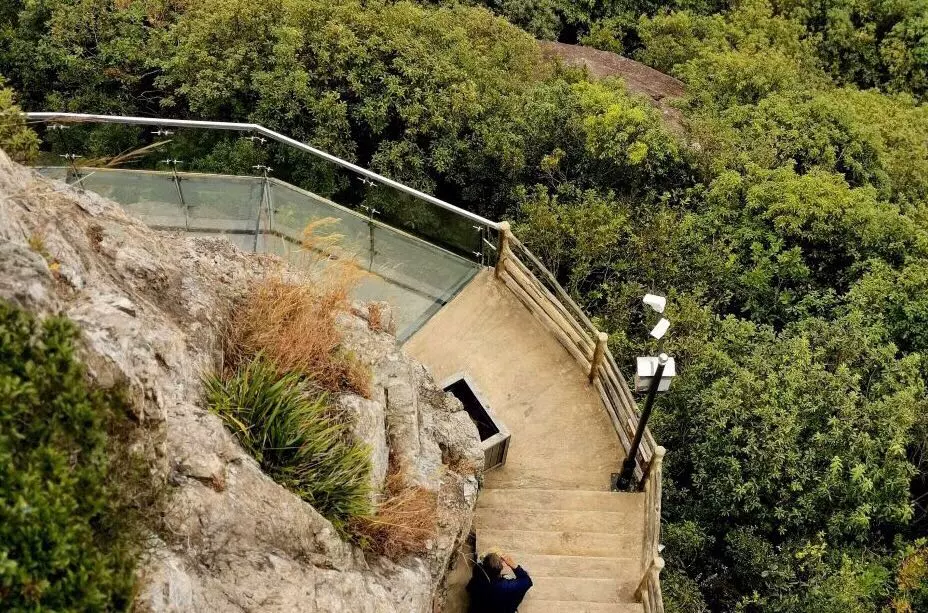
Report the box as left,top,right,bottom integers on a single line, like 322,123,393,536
386,379,422,468
0,150,484,613
0,241,57,314
435,409,485,473
339,394,389,493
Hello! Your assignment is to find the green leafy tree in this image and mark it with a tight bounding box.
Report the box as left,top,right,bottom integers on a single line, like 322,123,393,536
774,0,928,98
0,76,38,162
848,259,928,354
0,0,167,113
893,540,928,612
653,312,924,610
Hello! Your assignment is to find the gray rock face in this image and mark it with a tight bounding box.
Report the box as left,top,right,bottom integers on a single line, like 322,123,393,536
339,393,389,494
0,150,483,612
0,241,56,314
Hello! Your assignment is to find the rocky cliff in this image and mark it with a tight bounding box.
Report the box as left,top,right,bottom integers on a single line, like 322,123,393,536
0,150,483,612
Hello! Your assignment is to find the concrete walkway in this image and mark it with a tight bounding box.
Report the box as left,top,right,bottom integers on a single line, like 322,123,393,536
406,269,643,612
406,268,624,491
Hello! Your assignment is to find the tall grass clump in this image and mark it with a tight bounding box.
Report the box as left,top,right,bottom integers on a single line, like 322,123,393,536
0,300,150,610
205,357,373,530
225,275,371,398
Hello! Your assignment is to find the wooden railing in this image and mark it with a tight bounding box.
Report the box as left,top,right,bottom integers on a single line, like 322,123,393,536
638,446,666,613
495,223,665,611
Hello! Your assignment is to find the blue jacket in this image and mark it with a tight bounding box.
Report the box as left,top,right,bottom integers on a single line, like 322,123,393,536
467,564,533,613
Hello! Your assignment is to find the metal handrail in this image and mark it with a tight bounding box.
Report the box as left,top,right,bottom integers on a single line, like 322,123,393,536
25,112,501,231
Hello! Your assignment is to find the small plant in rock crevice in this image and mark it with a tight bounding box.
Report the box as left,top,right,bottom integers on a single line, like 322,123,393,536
26,232,62,279
351,457,439,558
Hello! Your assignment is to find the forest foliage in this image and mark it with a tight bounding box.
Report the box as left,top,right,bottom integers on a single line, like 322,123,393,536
2,0,928,610
465,0,928,100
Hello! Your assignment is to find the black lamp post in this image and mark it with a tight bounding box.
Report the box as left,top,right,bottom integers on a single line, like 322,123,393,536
615,352,669,491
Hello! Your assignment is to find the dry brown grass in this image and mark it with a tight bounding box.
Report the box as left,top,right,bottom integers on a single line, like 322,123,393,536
86,224,104,252
446,456,480,477
223,219,372,397
367,302,384,333
78,140,172,169
224,276,371,397
353,459,439,558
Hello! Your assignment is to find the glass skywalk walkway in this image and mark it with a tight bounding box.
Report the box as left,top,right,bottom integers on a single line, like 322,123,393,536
27,113,504,340
37,165,480,341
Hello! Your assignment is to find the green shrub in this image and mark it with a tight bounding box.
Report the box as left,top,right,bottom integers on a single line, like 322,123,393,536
894,540,928,612
662,569,710,613
0,76,38,163
580,16,630,54
205,357,372,531
0,300,144,611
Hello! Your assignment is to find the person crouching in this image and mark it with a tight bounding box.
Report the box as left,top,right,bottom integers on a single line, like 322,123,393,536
467,551,533,612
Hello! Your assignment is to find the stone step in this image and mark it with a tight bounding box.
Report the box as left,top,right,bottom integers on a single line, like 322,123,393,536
478,488,644,513
519,599,643,613
510,552,640,584
478,529,639,558
525,576,622,603
476,507,638,534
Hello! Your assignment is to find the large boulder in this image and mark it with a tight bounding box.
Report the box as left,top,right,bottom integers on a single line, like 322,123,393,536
0,150,482,612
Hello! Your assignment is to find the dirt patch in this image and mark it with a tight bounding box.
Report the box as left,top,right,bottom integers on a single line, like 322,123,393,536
539,41,685,132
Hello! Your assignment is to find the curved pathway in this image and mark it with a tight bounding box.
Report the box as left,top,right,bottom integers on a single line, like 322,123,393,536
406,269,644,613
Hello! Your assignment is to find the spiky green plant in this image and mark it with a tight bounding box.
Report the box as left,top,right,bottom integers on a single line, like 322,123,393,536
205,357,372,530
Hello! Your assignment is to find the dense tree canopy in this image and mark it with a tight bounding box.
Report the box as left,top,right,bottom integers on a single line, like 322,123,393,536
2,0,928,610
471,0,928,100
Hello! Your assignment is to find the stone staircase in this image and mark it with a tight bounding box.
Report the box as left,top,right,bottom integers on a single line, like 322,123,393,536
475,488,645,613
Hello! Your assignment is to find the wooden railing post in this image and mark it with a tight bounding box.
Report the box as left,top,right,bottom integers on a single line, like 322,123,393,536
589,331,607,382
635,556,665,602
645,445,666,484
641,444,666,593
494,221,511,278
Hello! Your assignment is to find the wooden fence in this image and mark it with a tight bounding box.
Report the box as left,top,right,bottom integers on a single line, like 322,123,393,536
637,446,666,613
494,222,665,611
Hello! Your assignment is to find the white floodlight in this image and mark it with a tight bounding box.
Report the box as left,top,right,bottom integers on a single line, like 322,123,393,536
650,317,670,340
643,293,666,313
635,355,676,392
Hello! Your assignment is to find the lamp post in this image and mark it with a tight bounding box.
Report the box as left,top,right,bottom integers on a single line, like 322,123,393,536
616,352,668,491
613,293,675,492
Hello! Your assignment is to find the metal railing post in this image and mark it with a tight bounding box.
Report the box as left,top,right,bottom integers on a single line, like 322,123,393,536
163,159,187,231
61,153,83,187
252,165,273,253
617,353,668,491
265,177,275,250
472,224,486,264
360,202,380,273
